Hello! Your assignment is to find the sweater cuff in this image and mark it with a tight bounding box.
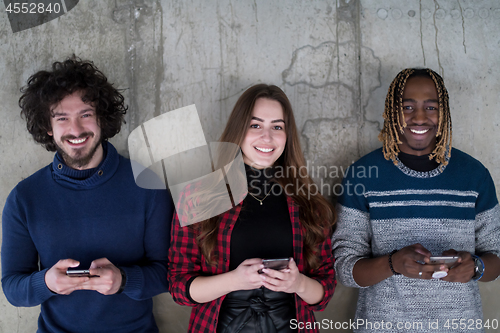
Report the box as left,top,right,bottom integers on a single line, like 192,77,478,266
33,269,57,302
120,266,144,298
336,256,364,288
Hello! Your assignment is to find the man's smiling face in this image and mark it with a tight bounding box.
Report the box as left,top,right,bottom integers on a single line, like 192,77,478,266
398,75,439,156
48,91,103,170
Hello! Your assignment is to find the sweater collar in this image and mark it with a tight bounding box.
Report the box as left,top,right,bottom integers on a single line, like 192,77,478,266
51,141,120,189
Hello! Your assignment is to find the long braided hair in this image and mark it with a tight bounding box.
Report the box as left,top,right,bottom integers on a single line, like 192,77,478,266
378,68,452,166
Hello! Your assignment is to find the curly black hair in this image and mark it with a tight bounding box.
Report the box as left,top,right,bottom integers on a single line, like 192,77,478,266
19,56,127,151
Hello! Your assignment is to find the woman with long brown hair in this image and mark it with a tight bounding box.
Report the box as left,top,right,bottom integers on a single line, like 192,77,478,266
168,84,335,333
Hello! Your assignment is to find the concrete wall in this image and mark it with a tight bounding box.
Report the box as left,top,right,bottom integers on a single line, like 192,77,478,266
1,0,499,332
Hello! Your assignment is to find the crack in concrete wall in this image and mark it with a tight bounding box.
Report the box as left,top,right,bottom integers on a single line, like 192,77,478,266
280,0,383,198
283,41,359,89
457,0,467,54
113,0,153,133
154,0,164,118
433,0,444,76
420,0,427,66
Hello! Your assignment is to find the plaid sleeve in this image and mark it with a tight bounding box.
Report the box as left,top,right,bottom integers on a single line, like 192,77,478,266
301,235,335,312
168,210,203,306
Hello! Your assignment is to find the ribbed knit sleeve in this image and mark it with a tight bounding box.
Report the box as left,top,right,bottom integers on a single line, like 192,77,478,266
474,169,500,259
332,204,370,288
1,188,55,306
475,205,500,258
121,188,173,300
331,154,374,289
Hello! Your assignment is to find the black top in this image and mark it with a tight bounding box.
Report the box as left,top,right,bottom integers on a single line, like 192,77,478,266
398,151,439,172
229,164,294,270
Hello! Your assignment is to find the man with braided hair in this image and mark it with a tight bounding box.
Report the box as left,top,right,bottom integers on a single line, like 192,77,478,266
333,68,500,332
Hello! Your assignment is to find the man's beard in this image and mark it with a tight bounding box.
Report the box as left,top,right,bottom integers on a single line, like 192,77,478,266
55,133,102,169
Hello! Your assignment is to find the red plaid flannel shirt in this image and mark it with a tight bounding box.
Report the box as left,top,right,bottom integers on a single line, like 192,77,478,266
168,195,335,333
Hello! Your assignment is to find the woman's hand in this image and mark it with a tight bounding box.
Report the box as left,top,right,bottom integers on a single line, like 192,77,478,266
261,258,325,304
260,258,304,293
190,258,264,303
230,258,265,291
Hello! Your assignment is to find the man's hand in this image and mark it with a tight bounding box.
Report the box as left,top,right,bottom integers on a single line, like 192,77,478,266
45,259,90,295
440,249,475,283
81,258,123,295
392,243,446,279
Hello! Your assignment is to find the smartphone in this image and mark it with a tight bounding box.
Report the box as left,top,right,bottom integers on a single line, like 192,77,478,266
258,258,290,274
66,269,92,277
428,256,459,265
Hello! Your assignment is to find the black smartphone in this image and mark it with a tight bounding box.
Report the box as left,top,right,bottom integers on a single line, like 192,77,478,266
258,258,290,274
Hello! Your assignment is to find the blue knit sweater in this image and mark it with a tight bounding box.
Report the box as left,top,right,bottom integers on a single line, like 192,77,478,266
333,148,500,332
1,142,173,333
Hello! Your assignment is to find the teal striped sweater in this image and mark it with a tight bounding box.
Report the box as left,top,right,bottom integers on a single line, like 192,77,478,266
333,148,500,333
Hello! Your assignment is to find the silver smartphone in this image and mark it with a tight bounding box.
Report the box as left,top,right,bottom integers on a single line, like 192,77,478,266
428,256,459,265
66,269,92,277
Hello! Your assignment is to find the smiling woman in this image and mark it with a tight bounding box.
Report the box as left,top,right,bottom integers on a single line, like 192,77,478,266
240,97,287,169
168,84,336,333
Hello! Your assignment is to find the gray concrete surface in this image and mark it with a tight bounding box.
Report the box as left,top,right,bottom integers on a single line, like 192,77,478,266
0,0,499,332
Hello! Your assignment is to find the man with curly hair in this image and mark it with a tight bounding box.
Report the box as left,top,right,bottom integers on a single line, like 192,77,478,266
1,56,173,332
333,68,500,332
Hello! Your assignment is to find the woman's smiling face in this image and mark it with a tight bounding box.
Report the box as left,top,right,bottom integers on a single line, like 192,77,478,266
241,98,287,169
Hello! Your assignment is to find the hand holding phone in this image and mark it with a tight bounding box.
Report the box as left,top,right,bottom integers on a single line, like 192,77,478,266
258,258,290,274
427,256,459,279
45,259,92,295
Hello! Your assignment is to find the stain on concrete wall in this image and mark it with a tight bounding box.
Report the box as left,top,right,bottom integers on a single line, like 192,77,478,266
1,0,499,332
